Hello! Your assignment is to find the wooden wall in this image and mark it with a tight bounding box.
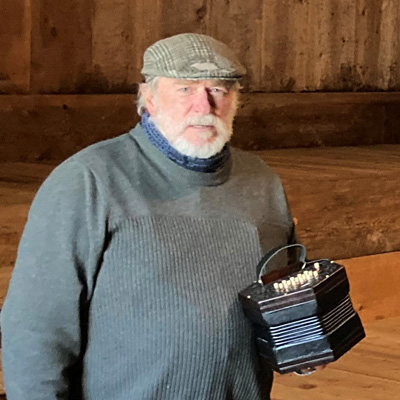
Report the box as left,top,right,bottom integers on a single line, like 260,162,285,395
2,0,400,95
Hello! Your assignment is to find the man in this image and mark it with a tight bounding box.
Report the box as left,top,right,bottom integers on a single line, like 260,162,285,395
1,34,296,399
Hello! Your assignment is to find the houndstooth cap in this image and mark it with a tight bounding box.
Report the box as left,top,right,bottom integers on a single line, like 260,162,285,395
141,33,246,80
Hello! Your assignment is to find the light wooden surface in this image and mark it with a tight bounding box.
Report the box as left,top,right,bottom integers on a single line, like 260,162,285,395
271,316,400,400
339,252,400,323
261,145,400,259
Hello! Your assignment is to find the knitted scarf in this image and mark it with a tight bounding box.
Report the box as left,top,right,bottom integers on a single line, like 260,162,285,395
141,112,230,173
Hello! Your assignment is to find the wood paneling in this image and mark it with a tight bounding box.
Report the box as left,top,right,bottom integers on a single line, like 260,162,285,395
0,93,400,162
2,0,400,94
91,0,162,91
160,0,208,36
207,0,263,91
260,0,400,92
30,0,93,93
378,0,400,90
0,95,138,163
259,145,400,259
1,92,400,163
0,0,31,93
234,92,400,150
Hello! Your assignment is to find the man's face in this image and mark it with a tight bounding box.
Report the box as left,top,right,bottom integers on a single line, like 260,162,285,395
144,78,238,158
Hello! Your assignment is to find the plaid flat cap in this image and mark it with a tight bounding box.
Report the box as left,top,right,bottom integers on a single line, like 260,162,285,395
141,33,246,80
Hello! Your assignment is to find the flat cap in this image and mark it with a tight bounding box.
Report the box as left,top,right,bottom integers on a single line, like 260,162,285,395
141,33,246,80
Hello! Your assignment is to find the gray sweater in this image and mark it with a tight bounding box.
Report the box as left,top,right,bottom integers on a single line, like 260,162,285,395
1,124,295,400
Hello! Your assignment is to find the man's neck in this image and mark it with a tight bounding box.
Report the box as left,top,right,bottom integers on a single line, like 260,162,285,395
140,112,230,173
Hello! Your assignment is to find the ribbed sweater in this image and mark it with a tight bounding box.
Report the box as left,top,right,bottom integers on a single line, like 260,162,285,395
1,124,295,400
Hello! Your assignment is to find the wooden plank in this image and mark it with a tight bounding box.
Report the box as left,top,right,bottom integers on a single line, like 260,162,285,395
261,145,400,259
260,0,400,92
2,0,399,94
235,93,387,149
378,0,400,90
261,0,327,92
130,0,163,83
91,0,163,90
0,95,138,163
261,0,292,92
1,92,400,163
234,92,400,150
318,1,359,91
0,0,31,93
207,0,263,91
338,253,400,323
160,0,208,36
30,0,93,93
92,0,135,88
273,368,400,400
262,0,358,92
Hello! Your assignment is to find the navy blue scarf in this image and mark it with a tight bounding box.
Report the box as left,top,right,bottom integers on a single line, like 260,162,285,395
141,112,230,173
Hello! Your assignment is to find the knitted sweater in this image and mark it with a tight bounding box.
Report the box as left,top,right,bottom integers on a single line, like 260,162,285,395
1,124,295,400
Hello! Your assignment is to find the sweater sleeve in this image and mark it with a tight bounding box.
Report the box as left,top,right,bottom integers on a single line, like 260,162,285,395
1,160,107,400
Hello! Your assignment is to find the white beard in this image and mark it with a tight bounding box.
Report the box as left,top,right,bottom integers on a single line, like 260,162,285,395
150,101,237,159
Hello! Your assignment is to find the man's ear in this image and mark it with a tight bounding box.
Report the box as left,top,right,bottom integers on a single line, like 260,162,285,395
140,83,156,116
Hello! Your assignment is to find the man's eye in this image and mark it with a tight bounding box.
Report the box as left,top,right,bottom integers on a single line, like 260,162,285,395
178,87,190,93
210,87,226,94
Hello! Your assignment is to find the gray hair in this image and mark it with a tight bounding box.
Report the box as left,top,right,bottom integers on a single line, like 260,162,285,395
136,77,160,116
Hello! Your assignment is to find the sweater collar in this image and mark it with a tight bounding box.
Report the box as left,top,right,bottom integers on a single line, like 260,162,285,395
129,123,232,187
140,112,231,174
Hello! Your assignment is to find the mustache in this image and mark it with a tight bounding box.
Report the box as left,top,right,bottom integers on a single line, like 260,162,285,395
184,114,223,128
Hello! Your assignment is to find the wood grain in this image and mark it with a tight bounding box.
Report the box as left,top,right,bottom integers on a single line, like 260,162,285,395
1,92,400,163
91,0,163,90
0,95,138,163
207,0,263,91
260,145,400,259
30,0,93,93
160,0,208,37
338,253,400,323
0,0,31,93
2,0,400,93
234,92,400,150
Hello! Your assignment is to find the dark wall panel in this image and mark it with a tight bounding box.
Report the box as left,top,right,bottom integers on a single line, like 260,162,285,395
30,0,93,93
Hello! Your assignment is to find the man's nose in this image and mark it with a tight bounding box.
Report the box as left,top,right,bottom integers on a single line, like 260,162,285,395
192,89,215,114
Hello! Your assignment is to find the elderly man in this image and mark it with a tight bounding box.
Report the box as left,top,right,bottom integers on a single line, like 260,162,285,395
1,34,296,400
